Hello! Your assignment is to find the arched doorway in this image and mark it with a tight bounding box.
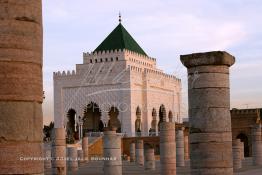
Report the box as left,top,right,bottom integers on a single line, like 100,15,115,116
168,111,173,122
158,104,166,130
237,133,250,157
135,106,142,136
108,106,121,133
66,109,78,143
150,108,157,136
83,102,103,133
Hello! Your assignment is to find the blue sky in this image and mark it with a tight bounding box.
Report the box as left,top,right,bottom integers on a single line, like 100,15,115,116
42,0,262,125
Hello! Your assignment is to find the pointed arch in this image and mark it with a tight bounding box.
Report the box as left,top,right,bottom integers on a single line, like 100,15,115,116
237,133,249,157
168,111,173,122
83,102,103,133
150,108,157,136
108,106,121,133
66,109,77,143
158,104,166,129
135,106,142,136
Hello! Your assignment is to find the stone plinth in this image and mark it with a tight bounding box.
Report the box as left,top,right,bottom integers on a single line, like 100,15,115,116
130,142,136,162
135,139,144,166
160,122,176,175
44,149,52,169
184,135,189,160
144,148,155,170
0,0,43,174
52,128,66,175
176,129,185,167
252,124,262,166
68,147,78,172
180,51,235,175
82,136,89,162
103,129,122,175
233,139,242,170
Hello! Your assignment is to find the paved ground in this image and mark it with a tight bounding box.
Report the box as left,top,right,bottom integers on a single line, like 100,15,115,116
46,160,262,175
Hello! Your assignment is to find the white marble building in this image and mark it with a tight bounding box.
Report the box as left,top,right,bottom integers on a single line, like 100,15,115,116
53,21,182,137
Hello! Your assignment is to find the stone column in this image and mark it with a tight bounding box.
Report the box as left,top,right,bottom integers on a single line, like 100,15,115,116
130,142,136,162
144,148,155,170
103,128,122,175
68,147,78,172
135,139,144,166
78,149,84,164
184,135,189,160
180,51,235,175
44,149,52,169
52,128,66,175
160,122,176,175
232,139,242,170
240,141,245,160
0,1,43,174
252,124,262,166
82,136,89,162
176,129,185,167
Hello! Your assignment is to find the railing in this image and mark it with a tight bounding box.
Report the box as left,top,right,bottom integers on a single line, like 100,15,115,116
85,132,104,137
85,131,159,138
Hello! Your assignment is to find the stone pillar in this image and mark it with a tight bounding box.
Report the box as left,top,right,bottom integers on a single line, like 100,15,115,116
130,142,136,162
180,51,235,175
160,122,176,175
0,1,43,174
144,148,155,170
232,139,242,170
82,136,89,162
240,141,245,160
135,139,144,166
184,135,189,160
176,129,185,167
103,128,122,175
52,128,66,175
78,149,84,164
68,147,78,172
252,124,262,166
44,149,52,169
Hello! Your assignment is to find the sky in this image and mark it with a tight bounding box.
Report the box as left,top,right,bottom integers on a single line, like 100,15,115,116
42,0,262,125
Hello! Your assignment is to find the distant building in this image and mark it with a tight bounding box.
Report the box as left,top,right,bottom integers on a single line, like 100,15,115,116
231,108,262,157
53,20,181,139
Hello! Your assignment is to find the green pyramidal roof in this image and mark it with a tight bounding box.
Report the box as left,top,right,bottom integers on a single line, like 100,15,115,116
94,23,147,56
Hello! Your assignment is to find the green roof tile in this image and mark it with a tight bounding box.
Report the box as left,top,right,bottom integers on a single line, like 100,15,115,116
94,23,147,56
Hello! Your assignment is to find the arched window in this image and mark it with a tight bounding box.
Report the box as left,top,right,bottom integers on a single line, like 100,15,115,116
135,106,142,136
